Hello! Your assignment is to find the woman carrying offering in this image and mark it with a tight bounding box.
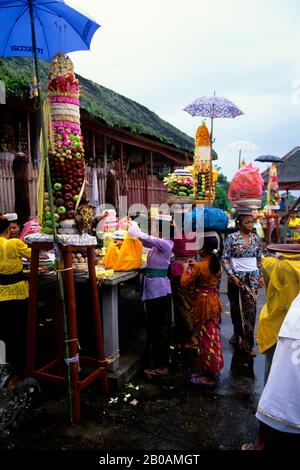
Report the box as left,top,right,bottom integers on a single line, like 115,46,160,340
222,213,264,355
182,234,223,388
170,215,197,349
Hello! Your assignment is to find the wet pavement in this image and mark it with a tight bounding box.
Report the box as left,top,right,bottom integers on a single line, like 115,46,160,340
5,275,269,451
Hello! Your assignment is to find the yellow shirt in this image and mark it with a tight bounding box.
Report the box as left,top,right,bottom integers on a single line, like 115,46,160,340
288,217,300,239
0,236,31,301
257,254,300,353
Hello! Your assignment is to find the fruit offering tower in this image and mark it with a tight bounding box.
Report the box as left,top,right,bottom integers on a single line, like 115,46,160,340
42,53,85,234
193,122,215,204
163,168,194,204
267,162,280,209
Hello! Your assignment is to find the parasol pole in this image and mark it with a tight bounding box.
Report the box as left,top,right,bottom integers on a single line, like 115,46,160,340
208,91,217,205
238,149,242,169
209,112,214,205
28,0,73,422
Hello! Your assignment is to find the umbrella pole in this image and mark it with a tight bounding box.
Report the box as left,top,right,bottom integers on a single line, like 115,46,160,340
28,1,73,423
238,149,242,169
210,117,214,205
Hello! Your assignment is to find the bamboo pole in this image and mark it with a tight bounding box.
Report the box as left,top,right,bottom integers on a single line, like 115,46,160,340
210,116,214,205
29,0,73,422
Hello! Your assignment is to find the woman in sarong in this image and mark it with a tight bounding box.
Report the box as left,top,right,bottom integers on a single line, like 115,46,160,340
181,234,223,388
222,213,264,356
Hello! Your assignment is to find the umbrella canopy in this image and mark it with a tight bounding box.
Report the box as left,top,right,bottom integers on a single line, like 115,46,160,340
0,0,100,60
184,95,244,119
255,155,282,163
226,139,259,152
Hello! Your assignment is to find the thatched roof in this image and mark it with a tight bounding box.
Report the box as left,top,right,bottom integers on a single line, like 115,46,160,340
262,147,300,189
0,57,194,153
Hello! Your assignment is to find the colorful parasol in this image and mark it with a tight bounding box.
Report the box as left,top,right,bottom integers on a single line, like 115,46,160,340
184,93,244,202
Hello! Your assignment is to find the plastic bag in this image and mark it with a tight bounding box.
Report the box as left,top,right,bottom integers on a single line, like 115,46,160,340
103,231,142,271
228,164,264,202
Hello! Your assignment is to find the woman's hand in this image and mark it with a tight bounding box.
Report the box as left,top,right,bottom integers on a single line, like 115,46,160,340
97,210,108,221
187,258,196,269
182,262,189,273
119,216,131,230
230,275,241,287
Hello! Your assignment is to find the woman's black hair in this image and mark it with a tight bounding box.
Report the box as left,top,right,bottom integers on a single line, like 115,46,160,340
155,219,175,239
236,214,253,225
202,236,221,274
0,217,10,234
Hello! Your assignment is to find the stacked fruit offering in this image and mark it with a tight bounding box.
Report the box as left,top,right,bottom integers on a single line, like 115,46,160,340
193,122,215,204
164,168,194,201
42,53,85,234
267,163,280,208
195,162,215,201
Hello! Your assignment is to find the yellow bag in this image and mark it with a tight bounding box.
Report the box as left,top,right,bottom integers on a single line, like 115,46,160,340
103,231,142,271
102,243,120,269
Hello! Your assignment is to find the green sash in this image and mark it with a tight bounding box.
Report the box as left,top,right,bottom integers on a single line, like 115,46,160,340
144,268,168,278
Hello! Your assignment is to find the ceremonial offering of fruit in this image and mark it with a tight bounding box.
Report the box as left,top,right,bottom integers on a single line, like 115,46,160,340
266,163,280,209
269,190,280,207
164,168,194,203
228,163,263,210
192,122,216,204
193,162,218,203
41,54,85,234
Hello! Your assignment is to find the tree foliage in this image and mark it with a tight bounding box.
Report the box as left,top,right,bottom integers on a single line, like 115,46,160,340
213,165,231,210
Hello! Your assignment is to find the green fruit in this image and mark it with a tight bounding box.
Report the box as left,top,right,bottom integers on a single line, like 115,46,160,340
178,191,187,196
75,152,81,160
179,186,187,191
54,213,60,221
53,182,62,191
73,194,79,201
43,227,53,234
45,211,51,220
57,206,66,215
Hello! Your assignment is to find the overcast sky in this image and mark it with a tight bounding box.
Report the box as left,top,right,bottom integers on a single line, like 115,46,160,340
69,0,300,179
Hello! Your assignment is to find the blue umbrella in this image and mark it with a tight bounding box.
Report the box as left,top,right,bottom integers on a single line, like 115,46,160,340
0,0,100,235
0,0,100,423
0,0,100,60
